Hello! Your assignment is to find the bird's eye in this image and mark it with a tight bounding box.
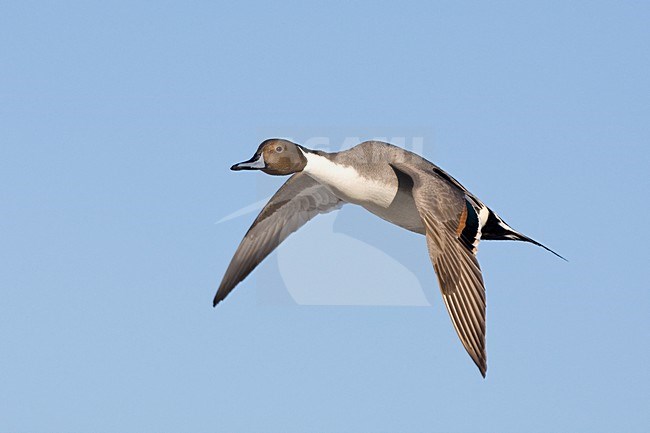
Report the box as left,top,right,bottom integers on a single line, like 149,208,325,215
275,146,283,153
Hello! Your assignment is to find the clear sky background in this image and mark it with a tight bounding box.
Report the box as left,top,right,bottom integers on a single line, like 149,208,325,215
1,1,649,432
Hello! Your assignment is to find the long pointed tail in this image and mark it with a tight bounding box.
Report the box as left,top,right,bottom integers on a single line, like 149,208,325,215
502,230,567,261
481,209,567,261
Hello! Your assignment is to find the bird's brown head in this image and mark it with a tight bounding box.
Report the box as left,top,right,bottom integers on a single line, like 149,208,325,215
231,139,307,176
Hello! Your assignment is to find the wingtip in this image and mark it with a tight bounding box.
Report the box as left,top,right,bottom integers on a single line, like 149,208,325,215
213,286,227,307
476,359,487,378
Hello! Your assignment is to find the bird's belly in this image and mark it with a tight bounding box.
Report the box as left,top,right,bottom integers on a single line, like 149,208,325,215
362,190,426,234
333,182,396,209
302,156,425,234
331,179,425,234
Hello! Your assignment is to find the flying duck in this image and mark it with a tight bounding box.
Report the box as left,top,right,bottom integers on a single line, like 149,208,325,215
214,139,564,377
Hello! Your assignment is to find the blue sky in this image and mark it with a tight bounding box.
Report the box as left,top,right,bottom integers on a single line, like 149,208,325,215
1,1,649,432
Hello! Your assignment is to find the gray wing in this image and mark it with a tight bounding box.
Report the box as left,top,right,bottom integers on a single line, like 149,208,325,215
391,163,487,377
214,173,343,306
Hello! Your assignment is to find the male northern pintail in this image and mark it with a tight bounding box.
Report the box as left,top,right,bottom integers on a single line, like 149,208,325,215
214,139,564,377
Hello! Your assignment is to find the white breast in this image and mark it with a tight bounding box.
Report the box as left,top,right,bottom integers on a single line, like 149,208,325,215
302,151,396,208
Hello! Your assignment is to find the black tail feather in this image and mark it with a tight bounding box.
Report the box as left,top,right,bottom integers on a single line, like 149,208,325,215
481,209,567,261
505,231,567,262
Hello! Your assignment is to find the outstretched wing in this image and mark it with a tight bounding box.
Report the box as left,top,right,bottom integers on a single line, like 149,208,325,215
391,163,487,377
214,173,343,306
